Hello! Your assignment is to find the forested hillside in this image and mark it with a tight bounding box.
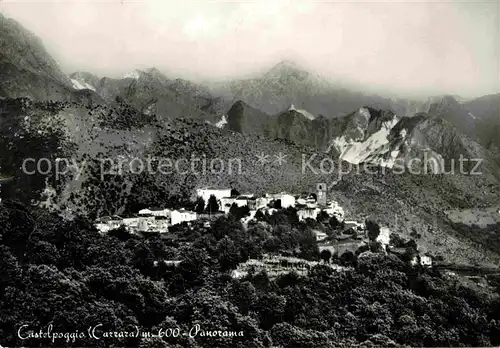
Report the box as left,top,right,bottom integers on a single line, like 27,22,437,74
1,202,500,347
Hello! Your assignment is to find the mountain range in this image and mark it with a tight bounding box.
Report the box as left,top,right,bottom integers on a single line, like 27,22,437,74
0,12,499,265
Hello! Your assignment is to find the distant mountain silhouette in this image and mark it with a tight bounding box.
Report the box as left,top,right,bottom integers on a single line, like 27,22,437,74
210,60,431,118
70,68,225,123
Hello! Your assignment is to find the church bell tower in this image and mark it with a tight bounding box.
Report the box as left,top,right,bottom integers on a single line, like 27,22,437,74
316,183,327,206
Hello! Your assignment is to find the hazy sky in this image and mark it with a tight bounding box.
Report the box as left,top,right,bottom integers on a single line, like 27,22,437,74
1,0,499,98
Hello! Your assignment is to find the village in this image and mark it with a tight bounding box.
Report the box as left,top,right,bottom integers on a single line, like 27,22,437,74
94,183,433,276
95,183,347,235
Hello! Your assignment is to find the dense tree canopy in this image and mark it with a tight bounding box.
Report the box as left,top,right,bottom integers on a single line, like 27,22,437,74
1,201,499,347
206,194,220,214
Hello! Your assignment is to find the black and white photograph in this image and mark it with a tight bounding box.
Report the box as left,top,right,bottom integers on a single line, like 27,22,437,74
0,0,499,347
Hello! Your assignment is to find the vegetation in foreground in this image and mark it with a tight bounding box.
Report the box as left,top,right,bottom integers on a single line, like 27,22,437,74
1,201,500,348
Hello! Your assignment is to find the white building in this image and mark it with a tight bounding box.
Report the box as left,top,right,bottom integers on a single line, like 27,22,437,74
410,255,433,268
376,227,391,246
265,193,295,208
296,194,316,207
138,208,171,217
95,216,123,233
235,196,249,207
95,221,122,233
148,220,169,233
324,201,344,220
421,255,433,267
96,215,170,234
122,216,156,232
298,208,321,221
268,193,297,208
171,209,197,226
281,194,296,208
255,197,269,209
196,188,232,204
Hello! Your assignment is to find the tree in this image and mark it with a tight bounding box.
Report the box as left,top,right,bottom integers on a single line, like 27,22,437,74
405,239,418,250
369,241,384,253
344,228,356,235
339,250,357,267
274,199,282,209
194,196,205,214
228,281,257,314
108,226,132,242
254,209,265,221
206,194,219,214
389,233,406,248
229,204,250,220
255,293,286,329
316,210,330,223
283,207,299,226
320,249,332,263
216,236,240,271
230,188,240,197
355,244,370,256
329,216,341,229
403,246,418,263
410,228,422,240
366,220,380,242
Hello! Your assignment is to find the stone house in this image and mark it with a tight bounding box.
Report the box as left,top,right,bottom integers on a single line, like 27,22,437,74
171,209,197,226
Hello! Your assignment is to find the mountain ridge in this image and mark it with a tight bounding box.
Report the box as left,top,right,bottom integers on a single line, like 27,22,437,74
0,14,499,267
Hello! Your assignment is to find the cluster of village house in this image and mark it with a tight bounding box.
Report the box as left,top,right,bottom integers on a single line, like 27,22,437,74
95,184,348,236
94,183,433,272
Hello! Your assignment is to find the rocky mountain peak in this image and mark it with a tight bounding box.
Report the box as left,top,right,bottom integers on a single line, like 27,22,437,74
144,67,168,80
285,103,316,120
428,95,461,114
264,60,311,81
269,60,301,72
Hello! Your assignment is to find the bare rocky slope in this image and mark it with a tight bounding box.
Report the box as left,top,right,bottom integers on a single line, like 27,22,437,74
226,101,500,181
